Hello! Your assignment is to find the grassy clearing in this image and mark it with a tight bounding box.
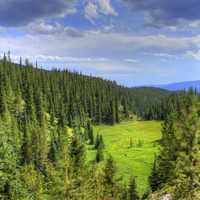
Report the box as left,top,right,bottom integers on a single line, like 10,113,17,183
87,120,162,195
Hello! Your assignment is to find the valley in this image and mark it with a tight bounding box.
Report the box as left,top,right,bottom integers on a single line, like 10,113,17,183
87,121,161,195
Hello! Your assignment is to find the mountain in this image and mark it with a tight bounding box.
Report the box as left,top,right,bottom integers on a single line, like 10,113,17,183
157,80,200,92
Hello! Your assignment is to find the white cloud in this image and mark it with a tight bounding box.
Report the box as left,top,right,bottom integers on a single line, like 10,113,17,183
1,29,198,86
189,20,200,28
1,29,200,81
98,0,118,16
185,50,200,60
124,59,138,63
144,52,181,60
7,54,112,67
27,21,84,37
84,0,117,22
85,2,99,22
1,32,199,61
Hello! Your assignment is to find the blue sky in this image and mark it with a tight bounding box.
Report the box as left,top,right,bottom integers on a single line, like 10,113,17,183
0,0,200,86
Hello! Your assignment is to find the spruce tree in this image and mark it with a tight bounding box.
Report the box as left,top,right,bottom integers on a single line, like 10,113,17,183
96,146,104,163
0,86,7,116
156,91,200,199
87,120,94,145
103,155,117,197
95,134,100,149
127,176,139,200
149,155,159,192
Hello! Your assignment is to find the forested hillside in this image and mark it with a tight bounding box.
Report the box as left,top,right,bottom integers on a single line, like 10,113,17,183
0,55,171,200
0,55,171,126
1,55,199,200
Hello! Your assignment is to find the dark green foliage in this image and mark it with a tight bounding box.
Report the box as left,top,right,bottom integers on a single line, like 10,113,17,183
96,145,104,163
104,155,117,197
86,120,94,144
69,134,85,174
95,133,104,150
0,56,172,199
0,86,7,115
150,91,200,199
48,137,57,163
149,155,159,192
127,176,139,200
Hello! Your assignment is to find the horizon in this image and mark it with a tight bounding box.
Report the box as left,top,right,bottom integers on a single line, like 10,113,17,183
1,0,200,86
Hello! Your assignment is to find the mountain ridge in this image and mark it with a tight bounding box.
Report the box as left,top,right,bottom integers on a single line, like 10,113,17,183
155,80,200,92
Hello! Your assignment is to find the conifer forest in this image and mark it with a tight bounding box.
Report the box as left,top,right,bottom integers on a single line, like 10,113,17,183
0,55,200,200
1,0,200,199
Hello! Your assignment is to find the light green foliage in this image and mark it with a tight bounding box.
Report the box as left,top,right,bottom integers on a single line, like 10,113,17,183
0,56,175,199
151,91,200,200
87,120,161,195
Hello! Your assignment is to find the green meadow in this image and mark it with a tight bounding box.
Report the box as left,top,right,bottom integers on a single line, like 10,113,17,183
87,120,162,195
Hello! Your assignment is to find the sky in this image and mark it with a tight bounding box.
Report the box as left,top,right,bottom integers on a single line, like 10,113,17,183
1,0,200,86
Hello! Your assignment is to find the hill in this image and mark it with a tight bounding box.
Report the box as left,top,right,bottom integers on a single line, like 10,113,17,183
157,80,200,92
0,57,171,199
0,58,171,123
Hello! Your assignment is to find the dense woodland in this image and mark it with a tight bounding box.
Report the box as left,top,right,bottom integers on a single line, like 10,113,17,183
0,55,199,199
148,90,200,200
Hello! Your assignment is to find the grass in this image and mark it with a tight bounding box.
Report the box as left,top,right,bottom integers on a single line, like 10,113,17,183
87,120,162,196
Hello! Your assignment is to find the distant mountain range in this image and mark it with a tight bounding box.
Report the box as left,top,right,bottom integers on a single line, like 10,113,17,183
156,80,200,92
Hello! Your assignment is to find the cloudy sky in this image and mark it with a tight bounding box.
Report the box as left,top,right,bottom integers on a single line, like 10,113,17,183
1,0,200,86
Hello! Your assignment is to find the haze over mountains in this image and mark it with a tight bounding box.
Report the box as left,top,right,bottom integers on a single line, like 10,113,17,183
156,80,200,92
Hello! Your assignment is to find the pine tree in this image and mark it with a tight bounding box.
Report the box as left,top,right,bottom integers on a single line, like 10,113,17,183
34,90,45,126
96,93,102,124
86,120,94,145
110,100,116,125
103,155,117,197
0,116,21,199
48,136,57,163
0,85,7,116
127,176,139,200
95,134,100,149
99,135,104,149
96,146,104,163
20,122,32,165
95,133,104,150
149,155,159,192
155,91,200,199
68,133,86,199
115,97,120,123
69,134,85,173
122,97,129,118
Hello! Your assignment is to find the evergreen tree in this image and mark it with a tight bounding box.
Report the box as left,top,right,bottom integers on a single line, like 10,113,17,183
104,155,117,197
149,155,159,192
115,97,120,123
0,85,7,116
68,133,86,199
48,136,57,163
95,134,104,150
86,120,94,145
155,91,200,199
127,176,139,200
110,100,116,125
122,97,129,118
20,122,32,165
96,146,104,163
